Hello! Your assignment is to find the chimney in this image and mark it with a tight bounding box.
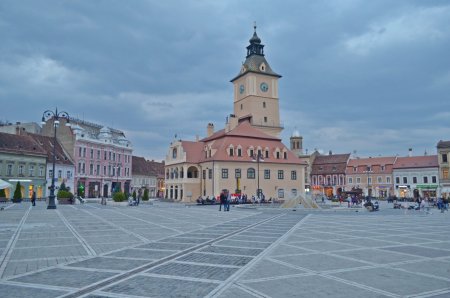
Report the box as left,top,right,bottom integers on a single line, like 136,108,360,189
207,123,214,137
329,150,332,155
408,148,412,157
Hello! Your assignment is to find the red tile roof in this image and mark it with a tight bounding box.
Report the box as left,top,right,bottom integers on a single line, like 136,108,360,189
347,157,397,167
132,156,164,176
393,155,438,169
28,133,73,165
181,120,303,165
311,153,350,175
0,132,47,157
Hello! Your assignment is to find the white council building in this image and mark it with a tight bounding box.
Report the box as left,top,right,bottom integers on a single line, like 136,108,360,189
164,26,306,202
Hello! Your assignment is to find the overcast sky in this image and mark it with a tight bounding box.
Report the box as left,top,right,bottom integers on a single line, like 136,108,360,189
1,0,449,161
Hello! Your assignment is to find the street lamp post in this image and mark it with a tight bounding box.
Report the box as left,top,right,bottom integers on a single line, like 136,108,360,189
203,167,207,196
42,108,70,210
113,163,120,193
252,151,264,199
363,166,373,198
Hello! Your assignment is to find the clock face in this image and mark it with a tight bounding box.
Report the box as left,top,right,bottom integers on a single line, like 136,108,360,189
239,84,245,94
260,82,269,92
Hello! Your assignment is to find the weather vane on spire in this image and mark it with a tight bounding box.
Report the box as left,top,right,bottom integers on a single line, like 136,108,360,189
253,21,257,32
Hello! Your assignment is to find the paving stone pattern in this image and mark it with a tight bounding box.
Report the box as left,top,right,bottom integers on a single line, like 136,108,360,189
0,202,449,297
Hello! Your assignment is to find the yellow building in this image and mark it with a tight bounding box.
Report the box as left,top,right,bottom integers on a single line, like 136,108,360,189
165,26,305,202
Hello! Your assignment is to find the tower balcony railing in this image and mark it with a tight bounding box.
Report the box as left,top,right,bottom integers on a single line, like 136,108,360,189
250,119,284,129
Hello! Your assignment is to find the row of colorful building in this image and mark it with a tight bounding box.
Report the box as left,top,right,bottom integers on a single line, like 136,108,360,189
299,144,450,200
0,120,164,200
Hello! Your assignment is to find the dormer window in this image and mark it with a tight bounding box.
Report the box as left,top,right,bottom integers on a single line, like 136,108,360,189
237,148,242,157
229,147,234,156
259,63,266,72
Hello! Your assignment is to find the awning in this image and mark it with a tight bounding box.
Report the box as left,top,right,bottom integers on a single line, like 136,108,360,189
0,179,13,190
416,184,438,189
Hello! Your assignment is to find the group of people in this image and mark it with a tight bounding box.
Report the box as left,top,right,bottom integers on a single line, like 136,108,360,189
340,195,363,208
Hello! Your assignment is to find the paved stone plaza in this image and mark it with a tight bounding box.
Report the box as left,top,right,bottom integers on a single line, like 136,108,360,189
0,202,449,297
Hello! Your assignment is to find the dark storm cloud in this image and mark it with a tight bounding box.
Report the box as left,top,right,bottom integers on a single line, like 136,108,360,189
1,0,449,160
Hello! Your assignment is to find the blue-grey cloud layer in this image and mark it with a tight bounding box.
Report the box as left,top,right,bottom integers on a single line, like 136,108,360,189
1,0,449,159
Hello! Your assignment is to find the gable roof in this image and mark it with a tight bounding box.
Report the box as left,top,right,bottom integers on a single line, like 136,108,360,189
178,120,303,165
347,156,397,167
311,153,350,175
28,133,74,165
393,155,438,169
132,156,165,177
0,132,47,157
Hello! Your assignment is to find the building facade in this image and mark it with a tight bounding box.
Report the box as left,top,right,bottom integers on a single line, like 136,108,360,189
0,132,47,199
393,155,439,199
28,134,75,195
311,152,350,198
164,27,305,202
165,120,305,202
42,117,133,197
132,156,164,198
437,140,450,198
346,157,396,198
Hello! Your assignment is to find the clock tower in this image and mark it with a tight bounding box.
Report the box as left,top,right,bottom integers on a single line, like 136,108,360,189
230,25,283,138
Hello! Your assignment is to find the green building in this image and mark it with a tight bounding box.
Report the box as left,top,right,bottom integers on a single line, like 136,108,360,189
0,132,47,199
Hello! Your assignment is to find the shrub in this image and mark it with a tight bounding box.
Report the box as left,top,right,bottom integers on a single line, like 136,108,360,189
13,181,22,200
57,190,74,199
113,192,126,202
142,188,149,201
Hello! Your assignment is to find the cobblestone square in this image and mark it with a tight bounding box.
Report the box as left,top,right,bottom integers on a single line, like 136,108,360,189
0,202,449,297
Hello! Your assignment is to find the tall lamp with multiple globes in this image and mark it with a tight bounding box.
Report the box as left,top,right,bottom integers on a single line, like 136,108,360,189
252,151,264,199
363,166,374,198
41,108,70,209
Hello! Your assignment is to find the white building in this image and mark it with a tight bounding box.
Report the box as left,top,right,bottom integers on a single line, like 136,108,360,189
28,134,75,194
393,155,439,199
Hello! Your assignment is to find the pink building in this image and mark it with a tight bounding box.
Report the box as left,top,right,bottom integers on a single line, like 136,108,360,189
42,117,132,197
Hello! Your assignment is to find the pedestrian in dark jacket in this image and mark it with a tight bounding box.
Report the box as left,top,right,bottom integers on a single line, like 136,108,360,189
31,191,36,206
219,191,226,211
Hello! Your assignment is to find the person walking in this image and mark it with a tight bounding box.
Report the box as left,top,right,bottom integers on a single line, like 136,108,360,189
219,190,226,211
31,191,36,206
226,191,231,211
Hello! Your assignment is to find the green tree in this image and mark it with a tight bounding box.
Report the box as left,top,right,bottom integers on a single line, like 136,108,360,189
143,188,149,201
132,190,137,199
59,182,67,191
13,181,22,200
113,192,126,202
